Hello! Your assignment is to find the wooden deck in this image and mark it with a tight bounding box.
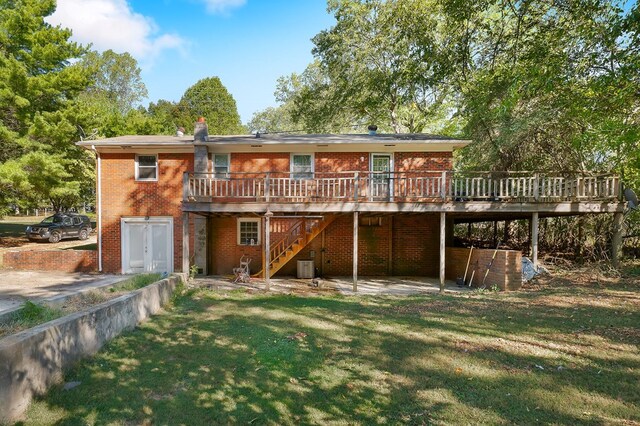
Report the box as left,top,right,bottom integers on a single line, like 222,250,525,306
182,171,623,215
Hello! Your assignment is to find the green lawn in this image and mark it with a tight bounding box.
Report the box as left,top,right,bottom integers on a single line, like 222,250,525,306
23,268,640,425
0,220,29,238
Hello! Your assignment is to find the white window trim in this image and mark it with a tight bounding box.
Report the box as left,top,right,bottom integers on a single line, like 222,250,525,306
370,152,394,172
237,218,261,246
211,153,230,179
290,153,314,180
135,154,158,182
370,153,395,201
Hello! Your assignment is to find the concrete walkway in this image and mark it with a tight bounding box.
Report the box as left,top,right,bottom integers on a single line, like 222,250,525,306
192,276,471,296
0,271,124,315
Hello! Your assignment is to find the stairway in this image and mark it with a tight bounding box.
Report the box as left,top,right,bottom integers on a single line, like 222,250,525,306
255,214,337,278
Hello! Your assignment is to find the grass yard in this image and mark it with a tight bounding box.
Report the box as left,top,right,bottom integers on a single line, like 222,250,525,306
22,266,640,425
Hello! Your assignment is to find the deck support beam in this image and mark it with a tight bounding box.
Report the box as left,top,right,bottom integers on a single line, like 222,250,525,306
611,212,624,268
531,212,539,270
353,211,358,292
182,212,189,274
264,210,273,291
439,212,446,293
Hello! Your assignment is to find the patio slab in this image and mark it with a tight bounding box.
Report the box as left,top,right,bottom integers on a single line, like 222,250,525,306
192,276,471,296
0,271,124,315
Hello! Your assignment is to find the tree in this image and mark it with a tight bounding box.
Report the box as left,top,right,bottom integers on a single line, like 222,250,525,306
81,50,148,115
176,77,245,134
440,0,639,175
301,0,455,133
0,0,88,156
0,0,91,213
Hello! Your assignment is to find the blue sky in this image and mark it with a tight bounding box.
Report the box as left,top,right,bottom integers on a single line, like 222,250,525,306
48,0,335,123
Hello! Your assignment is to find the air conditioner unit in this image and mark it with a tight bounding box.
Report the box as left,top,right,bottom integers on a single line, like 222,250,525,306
297,260,314,279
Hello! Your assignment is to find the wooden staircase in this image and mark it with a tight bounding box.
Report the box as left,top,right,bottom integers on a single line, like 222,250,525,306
255,214,338,278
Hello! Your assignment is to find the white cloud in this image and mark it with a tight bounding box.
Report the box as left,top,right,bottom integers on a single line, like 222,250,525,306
199,0,246,14
47,0,186,62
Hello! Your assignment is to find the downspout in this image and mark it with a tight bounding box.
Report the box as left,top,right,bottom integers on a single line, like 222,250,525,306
92,145,103,272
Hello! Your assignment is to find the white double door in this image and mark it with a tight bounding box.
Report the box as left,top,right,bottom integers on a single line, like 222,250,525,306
121,217,173,274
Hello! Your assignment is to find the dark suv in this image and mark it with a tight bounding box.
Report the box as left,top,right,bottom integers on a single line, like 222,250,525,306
26,213,92,243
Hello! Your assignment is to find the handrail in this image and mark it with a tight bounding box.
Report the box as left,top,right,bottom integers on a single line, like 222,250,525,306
184,171,622,203
270,219,305,265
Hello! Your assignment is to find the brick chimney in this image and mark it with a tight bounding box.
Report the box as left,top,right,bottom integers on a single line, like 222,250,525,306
194,118,209,173
194,117,208,142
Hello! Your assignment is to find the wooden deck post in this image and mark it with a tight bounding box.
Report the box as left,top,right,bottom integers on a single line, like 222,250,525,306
439,212,446,293
264,210,273,291
353,211,358,292
531,212,539,270
182,212,189,274
182,172,189,201
611,212,624,268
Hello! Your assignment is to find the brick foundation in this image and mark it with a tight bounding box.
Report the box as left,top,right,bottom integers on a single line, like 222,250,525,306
446,247,522,291
3,250,98,273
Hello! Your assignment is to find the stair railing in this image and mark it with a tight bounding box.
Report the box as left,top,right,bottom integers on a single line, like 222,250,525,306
269,219,306,265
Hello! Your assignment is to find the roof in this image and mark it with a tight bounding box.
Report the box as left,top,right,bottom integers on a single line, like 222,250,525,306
77,133,472,148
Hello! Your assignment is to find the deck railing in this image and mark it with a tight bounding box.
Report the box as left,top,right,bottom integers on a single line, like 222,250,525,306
184,171,621,203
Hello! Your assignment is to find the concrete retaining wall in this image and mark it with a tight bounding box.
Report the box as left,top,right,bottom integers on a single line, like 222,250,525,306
3,249,98,272
0,274,185,423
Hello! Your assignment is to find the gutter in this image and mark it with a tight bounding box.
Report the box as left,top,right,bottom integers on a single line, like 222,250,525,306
92,145,103,272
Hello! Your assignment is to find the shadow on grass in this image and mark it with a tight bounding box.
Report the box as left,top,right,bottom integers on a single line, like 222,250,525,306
21,286,640,425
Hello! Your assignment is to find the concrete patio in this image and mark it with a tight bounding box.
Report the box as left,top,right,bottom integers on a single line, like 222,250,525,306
0,271,124,315
191,276,472,296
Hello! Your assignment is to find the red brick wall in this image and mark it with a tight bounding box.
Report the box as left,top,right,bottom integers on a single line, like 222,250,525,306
231,153,289,173
100,152,193,273
395,152,453,172
208,213,442,277
209,217,263,275
392,215,440,276
3,250,97,272
446,247,522,291
316,153,369,173
229,152,452,174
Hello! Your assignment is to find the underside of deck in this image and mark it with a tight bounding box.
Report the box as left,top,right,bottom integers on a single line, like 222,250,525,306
183,200,624,219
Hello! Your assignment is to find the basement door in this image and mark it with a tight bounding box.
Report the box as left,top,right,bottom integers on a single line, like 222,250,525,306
121,217,173,274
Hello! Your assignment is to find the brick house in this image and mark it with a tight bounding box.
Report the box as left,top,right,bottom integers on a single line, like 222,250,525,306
78,121,624,290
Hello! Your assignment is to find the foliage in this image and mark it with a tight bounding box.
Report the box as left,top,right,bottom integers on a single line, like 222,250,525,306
81,50,148,115
280,0,638,189
309,0,454,133
0,301,64,338
175,77,245,135
246,105,296,134
0,0,92,213
442,0,639,176
111,273,163,292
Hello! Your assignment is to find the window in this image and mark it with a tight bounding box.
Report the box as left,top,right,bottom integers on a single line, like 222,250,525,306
73,217,82,225
212,154,230,178
237,218,260,245
63,217,72,226
291,154,313,180
136,155,157,181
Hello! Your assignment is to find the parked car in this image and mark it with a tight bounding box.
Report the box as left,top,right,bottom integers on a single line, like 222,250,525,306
26,213,92,243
